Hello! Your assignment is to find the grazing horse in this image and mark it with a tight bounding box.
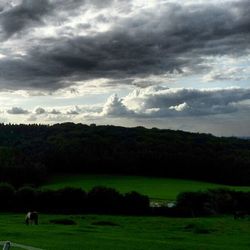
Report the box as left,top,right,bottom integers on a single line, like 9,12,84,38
25,211,39,225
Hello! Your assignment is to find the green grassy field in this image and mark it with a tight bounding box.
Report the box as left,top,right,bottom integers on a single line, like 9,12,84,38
0,213,250,250
43,175,250,201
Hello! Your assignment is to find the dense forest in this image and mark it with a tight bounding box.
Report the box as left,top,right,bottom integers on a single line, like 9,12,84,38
0,123,250,187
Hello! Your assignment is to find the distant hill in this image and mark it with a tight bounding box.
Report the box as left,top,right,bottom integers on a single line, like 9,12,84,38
0,123,250,186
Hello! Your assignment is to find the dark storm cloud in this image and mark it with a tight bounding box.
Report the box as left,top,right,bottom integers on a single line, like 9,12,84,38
0,0,51,38
0,0,250,91
0,0,114,39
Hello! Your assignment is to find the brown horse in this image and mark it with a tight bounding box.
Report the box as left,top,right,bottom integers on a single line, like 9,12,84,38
25,211,39,225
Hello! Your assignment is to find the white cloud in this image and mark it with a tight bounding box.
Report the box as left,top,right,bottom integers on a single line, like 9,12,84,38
122,86,250,117
101,94,134,117
3,86,250,120
66,106,81,115
169,102,189,112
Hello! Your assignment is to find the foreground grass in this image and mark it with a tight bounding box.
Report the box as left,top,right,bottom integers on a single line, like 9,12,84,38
0,213,250,250
43,175,250,201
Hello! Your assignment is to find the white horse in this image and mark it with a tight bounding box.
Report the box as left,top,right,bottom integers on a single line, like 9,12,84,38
25,211,39,225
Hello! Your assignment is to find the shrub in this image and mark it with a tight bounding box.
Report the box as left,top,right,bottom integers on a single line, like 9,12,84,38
55,187,87,213
88,186,123,213
36,189,57,212
15,186,38,211
123,191,150,214
0,183,15,210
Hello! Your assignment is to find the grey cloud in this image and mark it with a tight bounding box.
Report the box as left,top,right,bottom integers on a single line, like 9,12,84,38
0,56,72,91
0,0,51,38
203,67,250,82
0,0,108,39
50,109,61,114
27,114,37,122
35,107,46,114
49,0,117,24
52,0,86,8
121,87,250,117
52,0,114,11
85,87,250,119
7,107,29,114
0,0,250,91
77,23,92,30
88,0,114,9
67,110,79,115
67,106,82,115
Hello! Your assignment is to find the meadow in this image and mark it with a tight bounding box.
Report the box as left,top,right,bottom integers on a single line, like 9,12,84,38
0,213,250,250
44,175,250,201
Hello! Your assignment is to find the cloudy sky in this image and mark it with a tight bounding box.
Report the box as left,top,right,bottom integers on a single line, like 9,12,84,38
0,0,250,136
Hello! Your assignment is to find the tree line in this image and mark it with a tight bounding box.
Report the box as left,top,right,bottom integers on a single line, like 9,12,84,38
0,123,250,186
0,183,149,215
1,182,249,217
174,188,250,217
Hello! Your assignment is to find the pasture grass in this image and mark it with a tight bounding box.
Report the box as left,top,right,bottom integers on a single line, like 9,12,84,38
0,213,250,250
43,175,250,201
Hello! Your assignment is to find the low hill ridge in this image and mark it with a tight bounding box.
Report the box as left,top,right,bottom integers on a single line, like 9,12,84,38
0,123,249,186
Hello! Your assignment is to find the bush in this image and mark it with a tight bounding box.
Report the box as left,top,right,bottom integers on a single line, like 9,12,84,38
0,183,15,210
15,186,38,211
176,191,213,216
54,187,87,213
36,189,57,213
88,186,123,213
123,191,150,214
0,183,150,215
175,188,250,216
